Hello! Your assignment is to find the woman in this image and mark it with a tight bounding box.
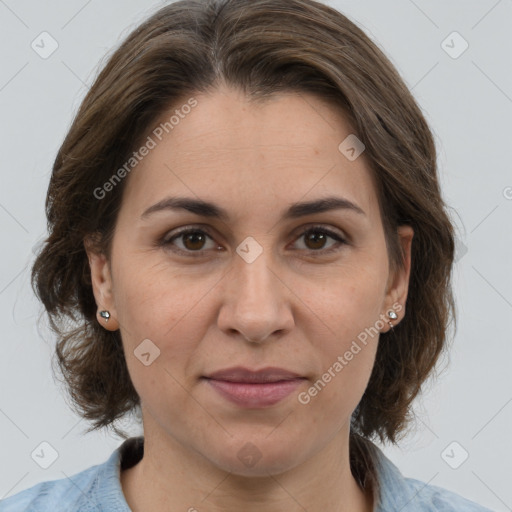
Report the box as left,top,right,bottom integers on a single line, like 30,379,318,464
0,0,493,510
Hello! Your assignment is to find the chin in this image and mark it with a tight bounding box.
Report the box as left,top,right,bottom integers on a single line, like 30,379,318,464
207,437,307,478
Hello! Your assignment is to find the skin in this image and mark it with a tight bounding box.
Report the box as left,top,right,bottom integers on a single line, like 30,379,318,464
86,85,413,512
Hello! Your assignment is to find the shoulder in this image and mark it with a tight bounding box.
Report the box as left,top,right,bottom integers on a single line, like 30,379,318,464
0,437,141,512
368,442,493,512
0,463,102,512
400,476,494,511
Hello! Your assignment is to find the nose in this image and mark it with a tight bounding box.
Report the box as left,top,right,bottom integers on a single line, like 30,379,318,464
216,241,294,344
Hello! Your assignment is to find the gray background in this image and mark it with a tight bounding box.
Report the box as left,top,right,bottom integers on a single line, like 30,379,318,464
0,0,511,510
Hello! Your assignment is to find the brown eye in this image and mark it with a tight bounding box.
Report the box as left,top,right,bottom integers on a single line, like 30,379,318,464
304,231,329,250
294,227,346,253
181,231,207,251
162,228,217,256
161,225,346,257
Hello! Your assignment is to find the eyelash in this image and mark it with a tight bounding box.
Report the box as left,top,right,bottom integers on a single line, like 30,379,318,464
160,224,347,257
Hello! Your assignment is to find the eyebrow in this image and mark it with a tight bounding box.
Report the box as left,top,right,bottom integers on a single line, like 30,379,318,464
140,195,366,222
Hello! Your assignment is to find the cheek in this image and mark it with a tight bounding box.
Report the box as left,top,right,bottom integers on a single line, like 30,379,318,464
113,264,207,413
300,262,385,399
306,261,387,341
113,252,218,339
110,261,206,400
300,305,380,428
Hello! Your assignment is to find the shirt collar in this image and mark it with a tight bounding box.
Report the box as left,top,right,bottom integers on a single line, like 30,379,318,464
370,442,423,511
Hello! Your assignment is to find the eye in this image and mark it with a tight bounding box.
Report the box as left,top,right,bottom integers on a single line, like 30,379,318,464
160,225,347,257
161,227,219,256
292,225,347,253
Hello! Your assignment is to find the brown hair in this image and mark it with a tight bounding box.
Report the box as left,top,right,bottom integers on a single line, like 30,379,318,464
31,0,456,494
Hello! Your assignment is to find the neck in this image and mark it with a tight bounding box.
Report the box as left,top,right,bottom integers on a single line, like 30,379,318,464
120,425,374,512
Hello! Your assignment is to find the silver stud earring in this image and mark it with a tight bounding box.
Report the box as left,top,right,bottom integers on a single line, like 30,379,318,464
387,310,398,329
99,310,111,323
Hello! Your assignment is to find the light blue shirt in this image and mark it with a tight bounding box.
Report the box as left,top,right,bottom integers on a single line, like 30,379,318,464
0,436,493,511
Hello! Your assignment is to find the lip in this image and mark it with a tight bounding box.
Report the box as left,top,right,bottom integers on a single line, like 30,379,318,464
202,366,306,408
204,366,304,383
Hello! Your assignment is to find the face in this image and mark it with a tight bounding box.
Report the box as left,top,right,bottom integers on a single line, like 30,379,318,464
87,86,413,476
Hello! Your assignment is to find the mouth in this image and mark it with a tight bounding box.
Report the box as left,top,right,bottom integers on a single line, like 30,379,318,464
202,366,307,408
203,366,304,383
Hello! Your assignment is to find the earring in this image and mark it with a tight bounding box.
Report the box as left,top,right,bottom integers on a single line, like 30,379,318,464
99,310,111,323
387,310,398,329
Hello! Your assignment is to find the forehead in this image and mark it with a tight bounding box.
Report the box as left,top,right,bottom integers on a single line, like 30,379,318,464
121,87,380,225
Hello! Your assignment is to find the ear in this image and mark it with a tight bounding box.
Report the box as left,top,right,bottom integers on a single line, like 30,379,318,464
382,225,414,331
84,235,119,331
